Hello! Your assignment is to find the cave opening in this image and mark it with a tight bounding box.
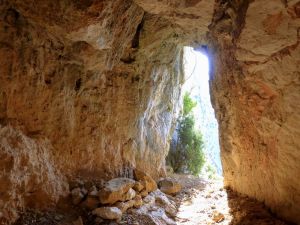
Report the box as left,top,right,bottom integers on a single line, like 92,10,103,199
174,46,232,223
170,46,232,224
167,46,222,179
182,46,222,178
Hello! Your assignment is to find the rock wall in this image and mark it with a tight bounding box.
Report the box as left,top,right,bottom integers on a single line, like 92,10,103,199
208,0,300,223
0,0,183,180
0,0,213,223
0,126,68,224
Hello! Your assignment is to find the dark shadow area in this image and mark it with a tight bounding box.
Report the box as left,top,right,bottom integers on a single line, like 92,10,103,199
226,188,295,225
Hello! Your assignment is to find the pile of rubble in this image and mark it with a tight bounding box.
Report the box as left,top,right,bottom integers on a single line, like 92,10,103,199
70,170,182,224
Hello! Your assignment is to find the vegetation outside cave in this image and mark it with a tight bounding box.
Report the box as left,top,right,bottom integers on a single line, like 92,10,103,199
166,47,221,180
167,93,205,175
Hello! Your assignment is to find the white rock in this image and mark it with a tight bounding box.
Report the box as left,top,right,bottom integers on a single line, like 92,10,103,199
115,200,135,213
143,194,155,205
123,188,136,201
92,207,122,220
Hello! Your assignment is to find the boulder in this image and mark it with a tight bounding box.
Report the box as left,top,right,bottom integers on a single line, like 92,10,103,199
212,211,225,223
134,170,157,193
140,190,148,197
124,188,136,201
143,194,155,205
133,181,144,192
92,207,122,220
98,178,135,204
154,191,177,217
133,195,143,207
114,194,142,213
158,178,182,195
115,200,135,213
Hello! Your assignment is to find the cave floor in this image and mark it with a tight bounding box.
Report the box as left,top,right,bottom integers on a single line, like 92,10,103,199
172,174,290,225
14,175,291,225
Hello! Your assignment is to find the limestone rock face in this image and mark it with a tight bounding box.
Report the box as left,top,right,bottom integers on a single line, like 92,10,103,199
208,0,300,223
0,0,194,222
133,0,215,42
0,126,68,224
0,0,187,185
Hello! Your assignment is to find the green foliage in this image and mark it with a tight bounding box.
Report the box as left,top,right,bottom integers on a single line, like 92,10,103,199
167,93,205,175
187,131,205,175
205,164,217,180
183,93,197,116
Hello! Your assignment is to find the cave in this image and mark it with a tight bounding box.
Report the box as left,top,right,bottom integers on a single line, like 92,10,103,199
0,0,299,224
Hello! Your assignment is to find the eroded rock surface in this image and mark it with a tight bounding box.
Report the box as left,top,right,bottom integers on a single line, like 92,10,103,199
0,0,189,189
208,0,300,223
0,126,68,224
0,0,190,222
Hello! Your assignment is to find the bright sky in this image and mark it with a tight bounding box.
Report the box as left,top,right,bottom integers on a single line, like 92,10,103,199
182,47,210,97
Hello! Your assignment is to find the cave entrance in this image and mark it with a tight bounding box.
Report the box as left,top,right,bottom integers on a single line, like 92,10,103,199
167,46,222,179
182,46,222,178
169,47,231,223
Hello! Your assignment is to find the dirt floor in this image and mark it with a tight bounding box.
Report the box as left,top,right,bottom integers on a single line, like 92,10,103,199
172,174,292,225
14,175,293,225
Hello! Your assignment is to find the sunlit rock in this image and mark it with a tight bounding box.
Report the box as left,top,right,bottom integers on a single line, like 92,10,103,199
92,207,122,220
98,178,135,204
134,170,157,193
158,178,182,195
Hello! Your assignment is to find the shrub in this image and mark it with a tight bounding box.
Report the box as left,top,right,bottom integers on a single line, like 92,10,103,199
203,164,218,180
167,93,205,175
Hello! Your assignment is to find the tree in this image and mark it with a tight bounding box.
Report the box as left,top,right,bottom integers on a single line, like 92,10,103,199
167,93,205,175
